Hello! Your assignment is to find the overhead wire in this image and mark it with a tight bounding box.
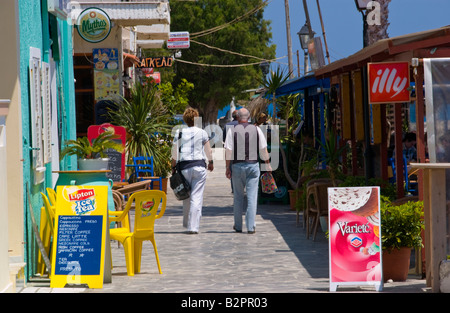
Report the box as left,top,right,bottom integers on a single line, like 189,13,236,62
176,0,278,68
190,0,271,39
190,39,268,61
175,55,287,68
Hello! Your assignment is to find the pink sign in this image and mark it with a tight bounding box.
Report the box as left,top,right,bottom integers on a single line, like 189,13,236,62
328,187,382,291
88,123,127,182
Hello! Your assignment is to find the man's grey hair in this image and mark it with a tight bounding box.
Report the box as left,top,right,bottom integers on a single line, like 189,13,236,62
238,108,250,121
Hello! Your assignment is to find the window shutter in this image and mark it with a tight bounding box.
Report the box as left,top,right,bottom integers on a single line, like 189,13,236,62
41,61,52,164
29,47,46,184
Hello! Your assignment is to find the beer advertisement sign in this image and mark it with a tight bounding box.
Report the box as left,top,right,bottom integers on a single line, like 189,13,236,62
328,187,383,291
76,7,111,43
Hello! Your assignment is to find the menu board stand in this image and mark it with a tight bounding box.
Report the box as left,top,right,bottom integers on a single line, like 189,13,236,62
50,185,109,289
328,186,383,292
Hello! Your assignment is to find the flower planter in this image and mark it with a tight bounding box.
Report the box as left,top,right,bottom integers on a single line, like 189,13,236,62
78,158,109,171
382,247,411,282
147,177,168,193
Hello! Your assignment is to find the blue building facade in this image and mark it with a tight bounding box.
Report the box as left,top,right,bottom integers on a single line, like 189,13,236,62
0,0,77,288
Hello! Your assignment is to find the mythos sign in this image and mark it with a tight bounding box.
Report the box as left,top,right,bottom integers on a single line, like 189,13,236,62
76,8,111,43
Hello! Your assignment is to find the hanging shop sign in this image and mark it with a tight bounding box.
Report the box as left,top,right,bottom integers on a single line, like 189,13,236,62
137,56,174,69
167,31,190,49
368,62,410,104
76,7,111,43
50,185,109,289
141,68,154,75
328,187,383,292
145,72,161,84
93,48,120,101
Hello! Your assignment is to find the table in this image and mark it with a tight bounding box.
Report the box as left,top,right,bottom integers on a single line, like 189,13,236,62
410,163,450,292
113,180,152,198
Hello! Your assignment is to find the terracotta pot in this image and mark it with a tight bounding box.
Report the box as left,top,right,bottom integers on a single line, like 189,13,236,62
150,177,168,193
288,189,301,210
161,177,168,193
382,247,411,282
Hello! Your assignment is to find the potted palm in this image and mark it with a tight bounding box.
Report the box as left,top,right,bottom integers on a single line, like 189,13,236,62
60,131,124,170
317,129,348,187
108,78,172,181
380,197,424,282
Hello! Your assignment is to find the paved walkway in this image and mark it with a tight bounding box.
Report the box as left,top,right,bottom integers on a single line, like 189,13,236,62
19,149,429,294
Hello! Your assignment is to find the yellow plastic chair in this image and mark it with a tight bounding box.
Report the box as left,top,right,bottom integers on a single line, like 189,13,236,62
109,190,166,276
38,193,56,275
46,187,57,206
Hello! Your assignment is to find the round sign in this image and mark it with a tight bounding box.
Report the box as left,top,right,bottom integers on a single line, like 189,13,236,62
76,8,111,43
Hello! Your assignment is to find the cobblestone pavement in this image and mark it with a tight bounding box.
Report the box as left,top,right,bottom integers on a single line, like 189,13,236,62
19,150,429,294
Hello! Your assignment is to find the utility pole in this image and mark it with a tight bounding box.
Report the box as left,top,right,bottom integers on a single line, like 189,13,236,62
284,0,294,78
302,0,314,39
315,0,330,64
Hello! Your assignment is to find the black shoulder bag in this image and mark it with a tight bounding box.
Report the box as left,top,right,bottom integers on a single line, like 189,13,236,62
170,131,191,200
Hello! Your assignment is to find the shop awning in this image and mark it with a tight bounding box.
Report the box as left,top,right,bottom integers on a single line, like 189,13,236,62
77,1,170,27
266,75,330,99
123,52,141,68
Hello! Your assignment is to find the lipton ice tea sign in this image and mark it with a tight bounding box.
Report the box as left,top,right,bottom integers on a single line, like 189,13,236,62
50,185,108,289
368,62,410,103
68,188,96,215
328,187,382,292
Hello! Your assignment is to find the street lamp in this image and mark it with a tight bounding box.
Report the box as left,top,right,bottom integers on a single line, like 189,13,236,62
354,0,374,180
297,24,315,75
297,24,314,50
354,0,372,11
353,0,371,47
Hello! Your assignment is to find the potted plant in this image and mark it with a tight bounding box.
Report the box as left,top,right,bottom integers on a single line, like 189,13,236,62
60,131,124,170
380,197,424,282
108,79,172,180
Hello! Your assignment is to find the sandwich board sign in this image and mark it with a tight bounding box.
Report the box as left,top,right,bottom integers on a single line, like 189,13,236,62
50,185,108,289
328,186,383,292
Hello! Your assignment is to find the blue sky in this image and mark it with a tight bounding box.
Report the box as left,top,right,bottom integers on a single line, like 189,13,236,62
263,0,450,73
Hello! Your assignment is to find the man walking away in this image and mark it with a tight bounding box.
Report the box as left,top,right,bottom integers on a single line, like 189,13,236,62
224,108,272,234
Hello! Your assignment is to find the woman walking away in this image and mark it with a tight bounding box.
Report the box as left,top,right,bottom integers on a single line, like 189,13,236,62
171,108,214,234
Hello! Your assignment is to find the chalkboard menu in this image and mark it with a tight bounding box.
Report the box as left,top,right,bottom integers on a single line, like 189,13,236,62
88,123,126,181
54,215,103,276
51,185,108,289
105,144,123,182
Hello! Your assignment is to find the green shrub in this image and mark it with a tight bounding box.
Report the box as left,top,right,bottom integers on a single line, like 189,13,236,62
380,198,424,250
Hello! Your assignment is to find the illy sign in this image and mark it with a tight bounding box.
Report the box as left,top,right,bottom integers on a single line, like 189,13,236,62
368,62,410,103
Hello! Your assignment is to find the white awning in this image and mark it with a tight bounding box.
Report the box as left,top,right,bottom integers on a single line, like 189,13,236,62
77,1,170,26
